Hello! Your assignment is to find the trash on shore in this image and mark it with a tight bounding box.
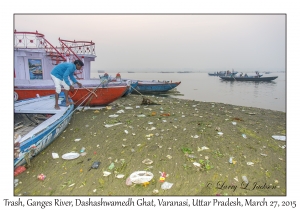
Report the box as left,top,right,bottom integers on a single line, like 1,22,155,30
37,173,46,181
62,152,80,160
161,181,173,190
142,158,153,165
104,123,123,128
116,174,125,179
14,166,26,176
103,171,111,176
129,171,154,184
88,161,101,171
52,153,59,159
272,135,286,141
198,146,209,151
74,138,81,142
108,163,115,170
109,114,119,118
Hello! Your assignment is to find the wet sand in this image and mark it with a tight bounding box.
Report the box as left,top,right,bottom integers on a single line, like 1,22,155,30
14,94,286,196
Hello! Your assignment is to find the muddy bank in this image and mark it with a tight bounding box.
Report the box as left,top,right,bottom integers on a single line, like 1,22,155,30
14,94,286,196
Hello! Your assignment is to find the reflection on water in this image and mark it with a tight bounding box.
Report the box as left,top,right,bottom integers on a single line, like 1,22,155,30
92,72,286,112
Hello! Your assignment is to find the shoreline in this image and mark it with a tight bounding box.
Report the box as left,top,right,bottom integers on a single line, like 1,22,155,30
14,95,286,196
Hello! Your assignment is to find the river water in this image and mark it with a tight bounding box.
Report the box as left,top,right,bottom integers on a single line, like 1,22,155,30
91,72,286,112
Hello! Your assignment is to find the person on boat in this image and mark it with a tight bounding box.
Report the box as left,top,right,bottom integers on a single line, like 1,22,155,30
244,73,248,77
50,60,83,110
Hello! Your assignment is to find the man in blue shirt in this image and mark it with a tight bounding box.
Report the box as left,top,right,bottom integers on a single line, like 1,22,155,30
50,60,83,109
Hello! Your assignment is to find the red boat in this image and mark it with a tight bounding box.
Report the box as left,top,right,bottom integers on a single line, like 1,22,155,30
14,30,128,106
14,84,128,106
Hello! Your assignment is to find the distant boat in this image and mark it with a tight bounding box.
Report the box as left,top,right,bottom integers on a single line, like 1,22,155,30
126,79,181,93
208,71,238,76
14,95,74,168
160,71,175,73
177,71,192,73
128,71,135,73
219,75,278,81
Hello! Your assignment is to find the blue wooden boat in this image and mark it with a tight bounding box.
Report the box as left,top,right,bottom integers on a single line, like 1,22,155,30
123,81,138,96
129,80,181,93
14,95,74,168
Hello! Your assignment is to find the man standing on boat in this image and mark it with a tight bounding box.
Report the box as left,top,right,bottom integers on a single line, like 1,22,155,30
50,60,83,109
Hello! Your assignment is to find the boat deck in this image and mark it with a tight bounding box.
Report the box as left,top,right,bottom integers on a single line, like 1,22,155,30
14,95,72,143
14,95,68,114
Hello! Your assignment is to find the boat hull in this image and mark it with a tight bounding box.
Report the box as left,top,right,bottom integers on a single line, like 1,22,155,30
14,86,128,106
219,76,278,81
133,81,181,93
14,96,74,168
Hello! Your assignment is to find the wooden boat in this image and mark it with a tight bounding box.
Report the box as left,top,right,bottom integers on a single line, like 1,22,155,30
14,95,74,168
14,31,131,106
14,79,129,106
219,75,278,81
208,71,238,76
126,79,181,93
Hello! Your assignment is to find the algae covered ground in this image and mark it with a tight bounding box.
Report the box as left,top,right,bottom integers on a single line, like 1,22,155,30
14,94,286,196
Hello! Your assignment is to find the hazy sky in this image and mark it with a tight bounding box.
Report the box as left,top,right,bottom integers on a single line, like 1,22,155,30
14,14,285,72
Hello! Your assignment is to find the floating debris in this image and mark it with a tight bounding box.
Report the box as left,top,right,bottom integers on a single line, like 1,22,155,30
242,134,247,138
247,162,254,166
125,107,133,109
232,122,237,125
116,110,125,113
124,130,129,134
74,138,81,142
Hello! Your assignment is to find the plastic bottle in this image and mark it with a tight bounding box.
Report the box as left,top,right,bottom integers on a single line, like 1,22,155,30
242,175,249,184
80,147,85,153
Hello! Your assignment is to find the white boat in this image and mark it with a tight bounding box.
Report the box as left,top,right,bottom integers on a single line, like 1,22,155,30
14,95,74,168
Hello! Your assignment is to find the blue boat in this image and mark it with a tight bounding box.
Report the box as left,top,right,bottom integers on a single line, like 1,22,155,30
123,81,138,96
129,80,181,93
14,95,74,168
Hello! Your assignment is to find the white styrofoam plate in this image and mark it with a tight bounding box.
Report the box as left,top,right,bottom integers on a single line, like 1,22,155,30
62,152,80,160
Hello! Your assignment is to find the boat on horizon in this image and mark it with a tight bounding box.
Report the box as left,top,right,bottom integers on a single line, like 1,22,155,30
219,72,278,81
